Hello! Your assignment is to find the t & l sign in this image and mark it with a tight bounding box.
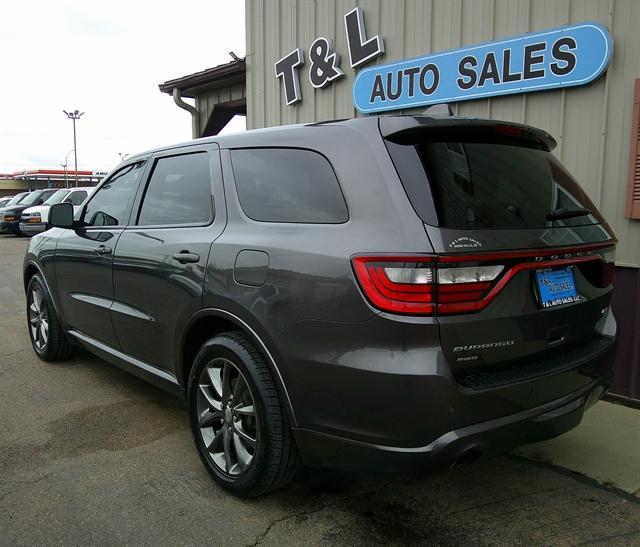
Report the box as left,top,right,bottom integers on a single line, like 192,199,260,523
274,10,613,113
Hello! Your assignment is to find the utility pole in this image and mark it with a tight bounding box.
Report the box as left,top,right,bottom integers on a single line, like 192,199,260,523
63,110,84,186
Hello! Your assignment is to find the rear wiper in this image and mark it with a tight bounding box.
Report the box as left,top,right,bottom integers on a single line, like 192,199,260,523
546,206,593,221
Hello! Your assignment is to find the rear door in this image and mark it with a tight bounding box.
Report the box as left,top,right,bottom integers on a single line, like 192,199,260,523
382,119,617,382
111,144,225,375
55,161,147,347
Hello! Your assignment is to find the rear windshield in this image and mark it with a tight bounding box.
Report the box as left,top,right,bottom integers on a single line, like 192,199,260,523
385,139,603,229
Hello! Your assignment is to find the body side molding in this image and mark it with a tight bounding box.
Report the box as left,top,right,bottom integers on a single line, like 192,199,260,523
68,329,179,385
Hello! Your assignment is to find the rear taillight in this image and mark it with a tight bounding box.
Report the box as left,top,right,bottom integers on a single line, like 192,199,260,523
352,257,502,315
437,265,503,309
352,243,616,316
351,257,435,314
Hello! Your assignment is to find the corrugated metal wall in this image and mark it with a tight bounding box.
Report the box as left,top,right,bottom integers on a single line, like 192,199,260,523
246,0,640,267
195,82,246,136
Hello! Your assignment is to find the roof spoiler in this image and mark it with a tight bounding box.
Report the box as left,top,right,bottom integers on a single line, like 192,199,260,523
379,116,557,151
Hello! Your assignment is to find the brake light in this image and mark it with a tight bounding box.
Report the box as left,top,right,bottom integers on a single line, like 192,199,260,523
351,256,435,314
496,124,526,136
437,265,503,305
352,243,615,316
352,257,502,315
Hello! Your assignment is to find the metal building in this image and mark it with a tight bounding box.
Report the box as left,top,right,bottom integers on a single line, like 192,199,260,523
161,0,640,403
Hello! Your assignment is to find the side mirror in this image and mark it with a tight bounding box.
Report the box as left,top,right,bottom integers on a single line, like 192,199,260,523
49,202,74,228
37,198,44,205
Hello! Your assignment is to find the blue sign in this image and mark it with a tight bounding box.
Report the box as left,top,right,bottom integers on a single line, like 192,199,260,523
353,22,612,113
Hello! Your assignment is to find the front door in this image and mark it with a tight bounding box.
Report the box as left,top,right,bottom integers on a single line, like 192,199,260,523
111,145,225,374
54,161,147,347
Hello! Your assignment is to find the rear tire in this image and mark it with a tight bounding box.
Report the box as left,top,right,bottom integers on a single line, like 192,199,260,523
187,332,302,497
26,274,74,361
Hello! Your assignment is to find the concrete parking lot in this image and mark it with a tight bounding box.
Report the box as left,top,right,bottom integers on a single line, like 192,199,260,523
1,234,640,546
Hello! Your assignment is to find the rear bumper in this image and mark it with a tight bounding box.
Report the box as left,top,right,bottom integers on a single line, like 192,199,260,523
294,377,609,473
19,222,47,235
279,306,617,473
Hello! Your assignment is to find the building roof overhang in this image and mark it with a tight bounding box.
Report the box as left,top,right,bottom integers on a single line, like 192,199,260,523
158,58,246,98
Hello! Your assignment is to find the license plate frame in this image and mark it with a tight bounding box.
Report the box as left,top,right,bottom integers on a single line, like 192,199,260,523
535,266,579,309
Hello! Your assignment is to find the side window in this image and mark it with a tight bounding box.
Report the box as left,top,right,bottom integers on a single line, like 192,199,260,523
65,191,88,206
137,152,213,226
83,163,144,227
230,148,348,223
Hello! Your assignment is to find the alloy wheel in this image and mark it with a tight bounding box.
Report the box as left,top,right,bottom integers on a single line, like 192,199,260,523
196,358,258,476
28,286,49,351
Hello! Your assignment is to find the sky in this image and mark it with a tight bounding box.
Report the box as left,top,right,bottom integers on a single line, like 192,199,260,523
0,0,246,174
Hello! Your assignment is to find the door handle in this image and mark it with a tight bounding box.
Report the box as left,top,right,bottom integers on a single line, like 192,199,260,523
172,251,200,264
96,245,112,255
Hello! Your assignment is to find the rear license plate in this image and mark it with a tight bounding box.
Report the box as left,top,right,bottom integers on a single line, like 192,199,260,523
535,267,579,308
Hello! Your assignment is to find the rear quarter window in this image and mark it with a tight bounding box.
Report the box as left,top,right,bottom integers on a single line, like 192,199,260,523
230,148,348,223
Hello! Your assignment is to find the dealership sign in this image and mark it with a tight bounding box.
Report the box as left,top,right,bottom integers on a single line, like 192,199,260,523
353,22,612,113
275,12,612,113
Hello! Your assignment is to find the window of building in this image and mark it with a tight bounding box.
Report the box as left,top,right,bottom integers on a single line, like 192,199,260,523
626,78,640,220
230,148,348,223
83,162,144,227
137,153,213,226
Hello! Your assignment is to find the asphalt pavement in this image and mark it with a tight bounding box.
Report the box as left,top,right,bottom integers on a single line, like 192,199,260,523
2,234,640,546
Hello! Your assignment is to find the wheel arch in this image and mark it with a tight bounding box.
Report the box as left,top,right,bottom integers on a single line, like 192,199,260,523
179,308,297,427
23,262,39,292
23,259,65,323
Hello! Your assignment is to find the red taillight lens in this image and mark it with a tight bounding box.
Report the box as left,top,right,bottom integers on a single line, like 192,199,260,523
351,256,435,315
352,243,616,316
351,257,501,315
602,262,615,287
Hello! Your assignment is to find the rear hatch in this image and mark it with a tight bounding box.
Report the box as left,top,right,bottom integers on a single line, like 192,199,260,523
379,116,617,387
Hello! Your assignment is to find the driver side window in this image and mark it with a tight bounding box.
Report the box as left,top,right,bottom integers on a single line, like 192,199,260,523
83,162,144,227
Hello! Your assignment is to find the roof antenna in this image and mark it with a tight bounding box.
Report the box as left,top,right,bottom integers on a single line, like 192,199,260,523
423,104,453,118
229,51,241,61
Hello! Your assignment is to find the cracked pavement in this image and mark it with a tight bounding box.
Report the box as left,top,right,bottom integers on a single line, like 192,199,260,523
2,234,640,546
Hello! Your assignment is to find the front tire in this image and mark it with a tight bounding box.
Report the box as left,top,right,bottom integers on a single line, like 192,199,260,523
26,274,74,361
188,332,301,497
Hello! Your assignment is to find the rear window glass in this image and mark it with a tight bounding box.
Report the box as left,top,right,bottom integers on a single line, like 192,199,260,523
386,140,603,229
230,148,348,223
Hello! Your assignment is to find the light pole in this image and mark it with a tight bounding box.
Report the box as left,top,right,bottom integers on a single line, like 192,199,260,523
61,149,74,188
60,162,68,187
63,110,84,186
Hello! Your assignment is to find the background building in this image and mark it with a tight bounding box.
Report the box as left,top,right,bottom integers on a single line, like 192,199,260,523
0,170,106,198
161,0,640,404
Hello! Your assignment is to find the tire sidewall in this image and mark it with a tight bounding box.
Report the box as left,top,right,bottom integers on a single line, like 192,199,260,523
187,335,275,494
26,274,52,359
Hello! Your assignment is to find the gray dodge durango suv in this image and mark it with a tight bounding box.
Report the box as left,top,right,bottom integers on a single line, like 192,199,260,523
24,115,617,497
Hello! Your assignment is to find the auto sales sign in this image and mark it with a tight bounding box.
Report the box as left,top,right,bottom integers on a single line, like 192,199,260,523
352,22,612,113
275,10,613,114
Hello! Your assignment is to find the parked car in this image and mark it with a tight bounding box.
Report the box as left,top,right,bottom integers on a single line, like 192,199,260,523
0,191,29,212
24,116,617,497
0,196,14,208
1,189,57,234
20,187,94,235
